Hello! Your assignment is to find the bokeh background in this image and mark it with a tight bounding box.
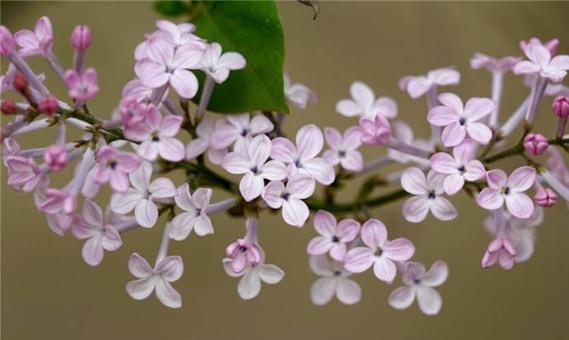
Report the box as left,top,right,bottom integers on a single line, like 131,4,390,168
2,2,569,339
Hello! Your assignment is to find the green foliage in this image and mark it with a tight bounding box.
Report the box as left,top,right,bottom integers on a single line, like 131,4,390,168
153,0,189,18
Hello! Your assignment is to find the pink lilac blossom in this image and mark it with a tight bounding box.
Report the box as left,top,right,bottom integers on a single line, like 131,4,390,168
110,162,177,228
358,115,392,146
168,183,213,240
309,255,362,305
44,145,68,171
513,43,569,83
427,92,495,147
429,140,486,195
307,210,360,261
261,174,315,227
284,74,317,109
520,37,559,55
126,253,183,308
221,134,287,202
401,168,458,223
387,121,432,164
128,110,185,162
89,145,141,192
399,67,460,99
336,81,397,119
477,166,536,219
470,53,520,73
388,260,448,315
270,124,335,185
185,116,226,163
211,113,274,150
14,16,53,57
71,25,91,51
64,68,99,101
322,126,363,172
553,96,569,118
534,187,557,207
481,236,516,270
345,219,415,283
523,133,549,155
224,218,263,273
198,42,246,83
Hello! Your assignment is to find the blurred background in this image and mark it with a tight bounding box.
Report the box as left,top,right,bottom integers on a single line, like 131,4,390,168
1,2,569,339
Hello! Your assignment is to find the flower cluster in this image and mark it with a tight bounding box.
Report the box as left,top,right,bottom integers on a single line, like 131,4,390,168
1,16,569,317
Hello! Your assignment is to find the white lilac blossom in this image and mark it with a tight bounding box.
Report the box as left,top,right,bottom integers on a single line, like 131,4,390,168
110,162,177,228
284,74,317,109
2,17,569,314
388,260,448,315
401,168,458,223
309,255,362,305
270,124,335,185
336,81,397,119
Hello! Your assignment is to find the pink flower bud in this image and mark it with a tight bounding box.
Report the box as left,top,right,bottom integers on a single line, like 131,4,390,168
1,99,17,115
44,145,69,171
71,25,91,51
359,115,392,145
0,26,15,56
553,96,569,118
481,236,516,270
534,187,557,207
12,73,28,93
523,133,549,155
38,95,59,115
224,239,262,274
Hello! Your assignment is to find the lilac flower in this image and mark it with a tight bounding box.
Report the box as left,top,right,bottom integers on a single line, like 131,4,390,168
309,255,361,305
358,115,392,146
155,20,200,46
14,16,53,57
126,253,183,309
44,145,69,171
221,134,287,202
344,219,415,283
72,200,126,266
135,38,203,98
224,218,262,273
387,121,432,164
198,42,246,83
4,155,44,192
90,145,140,192
520,37,559,55
128,110,185,162
211,113,274,150
477,166,536,219
401,168,458,223
0,26,16,56
513,43,569,83
261,174,315,227
223,247,284,300
399,67,460,99
64,68,99,101
336,81,397,119
185,116,226,162
523,133,549,155
322,127,363,172
534,187,557,207
169,183,213,240
110,162,177,228
388,260,448,315
429,140,486,195
307,210,360,261
470,53,520,73
270,124,335,185
481,236,516,270
284,74,317,109
427,92,495,147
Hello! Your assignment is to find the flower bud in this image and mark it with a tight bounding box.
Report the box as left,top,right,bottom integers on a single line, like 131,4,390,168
38,95,59,115
553,96,569,118
12,73,28,93
534,187,557,207
0,26,15,56
44,145,69,171
1,99,17,115
359,115,392,145
523,133,549,156
71,25,91,51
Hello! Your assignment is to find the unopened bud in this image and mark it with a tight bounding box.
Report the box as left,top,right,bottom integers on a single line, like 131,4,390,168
1,99,17,115
534,187,557,207
38,95,59,115
523,133,549,156
553,96,569,118
71,25,91,51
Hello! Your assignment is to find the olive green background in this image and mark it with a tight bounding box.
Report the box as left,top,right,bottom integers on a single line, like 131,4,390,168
1,2,569,339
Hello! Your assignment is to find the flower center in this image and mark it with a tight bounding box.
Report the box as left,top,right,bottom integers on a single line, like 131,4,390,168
502,187,510,195
240,129,249,137
294,159,302,168
333,270,341,277
428,191,436,199
375,248,383,257
250,166,259,174
332,236,340,243
281,192,290,201
109,160,117,170
413,278,421,285
338,150,346,158
458,165,465,172
459,117,466,126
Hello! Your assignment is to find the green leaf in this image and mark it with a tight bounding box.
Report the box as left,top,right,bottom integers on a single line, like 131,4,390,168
192,1,288,114
153,0,189,18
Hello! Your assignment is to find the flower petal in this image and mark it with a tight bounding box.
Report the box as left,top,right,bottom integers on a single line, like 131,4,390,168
505,193,534,219
336,278,362,305
237,270,262,300
388,286,415,310
416,286,442,315
282,197,309,227
507,166,536,192
401,167,428,195
402,196,430,223
373,257,397,283
361,218,387,248
310,277,337,305
155,279,182,308
239,172,264,202
431,197,458,221
441,123,466,147
135,200,158,228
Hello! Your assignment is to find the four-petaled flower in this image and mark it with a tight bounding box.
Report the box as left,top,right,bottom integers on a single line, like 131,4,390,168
309,255,361,305
262,174,315,227
401,168,458,223
126,253,184,309
270,124,335,185
345,219,415,283
477,166,536,219
14,16,53,56
470,53,520,73
388,260,449,315
513,43,569,82
307,210,360,261
169,183,213,240
323,127,363,172
72,200,126,266
64,68,99,101
129,110,185,162
284,74,318,109
221,134,287,202
481,236,516,270
198,42,246,83
90,145,140,192
111,162,177,228
336,81,397,119
427,92,495,147
430,140,486,195
399,67,460,99
211,113,274,150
